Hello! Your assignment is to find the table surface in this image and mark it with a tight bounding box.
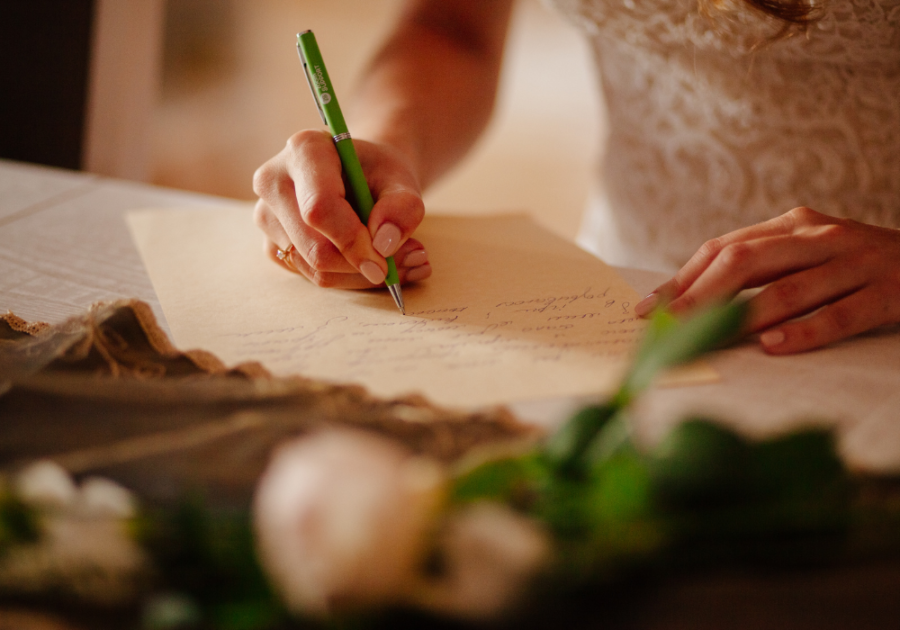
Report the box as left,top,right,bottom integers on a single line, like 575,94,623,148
2,158,900,474
4,159,900,629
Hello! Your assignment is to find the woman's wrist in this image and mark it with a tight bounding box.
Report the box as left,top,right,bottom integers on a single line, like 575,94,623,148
352,108,431,190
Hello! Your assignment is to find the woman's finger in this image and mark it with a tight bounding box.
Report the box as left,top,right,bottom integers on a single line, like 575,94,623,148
664,228,841,317
262,235,432,289
282,132,388,277
254,198,359,275
394,238,432,284
253,130,431,289
264,239,378,289
746,257,867,333
356,141,425,258
256,130,388,283
368,186,425,258
636,207,830,316
253,135,348,274
758,285,889,354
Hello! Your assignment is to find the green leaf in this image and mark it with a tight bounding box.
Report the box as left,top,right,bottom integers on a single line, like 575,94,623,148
621,301,748,398
138,495,282,614
451,451,550,508
749,428,846,501
538,451,665,575
541,302,747,477
590,451,655,523
0,490,41,551
211,598,285,630
582,412,634,465
544,403,621,474
648,418,753,508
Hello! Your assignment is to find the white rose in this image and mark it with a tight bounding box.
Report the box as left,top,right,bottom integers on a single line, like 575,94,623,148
13,460,77,510
0,461,148,604
253,429,446,617
79,476,136,519
416,502,552,620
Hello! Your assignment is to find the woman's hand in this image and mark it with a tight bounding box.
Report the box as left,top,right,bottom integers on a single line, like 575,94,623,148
635,207,900,354
252,129,430,289
252,2,515,290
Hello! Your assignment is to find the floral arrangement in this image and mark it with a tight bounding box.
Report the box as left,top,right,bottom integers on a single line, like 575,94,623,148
2,304,898,629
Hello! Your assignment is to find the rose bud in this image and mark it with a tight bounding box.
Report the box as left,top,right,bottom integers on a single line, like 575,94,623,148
417,502,551,620
253,429,445,616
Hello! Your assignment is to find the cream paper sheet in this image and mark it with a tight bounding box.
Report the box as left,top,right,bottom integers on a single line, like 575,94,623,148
127,207,716,408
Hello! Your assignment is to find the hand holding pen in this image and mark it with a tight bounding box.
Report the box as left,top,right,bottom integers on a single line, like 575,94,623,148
252,32,431,308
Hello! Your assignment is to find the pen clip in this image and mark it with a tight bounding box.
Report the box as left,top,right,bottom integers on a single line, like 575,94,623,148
297,38,327,125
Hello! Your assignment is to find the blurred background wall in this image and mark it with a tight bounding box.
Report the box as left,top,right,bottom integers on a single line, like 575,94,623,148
0,2,95,171
0,0,601,242
0,0,164,180
152,0,602,240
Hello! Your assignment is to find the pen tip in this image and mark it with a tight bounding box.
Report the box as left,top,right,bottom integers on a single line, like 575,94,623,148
387,283,405,315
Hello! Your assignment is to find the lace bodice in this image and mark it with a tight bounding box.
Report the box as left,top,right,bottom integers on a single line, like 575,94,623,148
546,0,900,271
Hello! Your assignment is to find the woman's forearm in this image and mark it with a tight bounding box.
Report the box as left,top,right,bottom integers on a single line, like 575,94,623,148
350,0,515,190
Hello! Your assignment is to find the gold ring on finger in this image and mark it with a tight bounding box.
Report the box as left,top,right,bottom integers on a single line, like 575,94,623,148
276,243,297,270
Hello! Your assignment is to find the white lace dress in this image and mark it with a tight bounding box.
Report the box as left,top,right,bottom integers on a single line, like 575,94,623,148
546,0,900,272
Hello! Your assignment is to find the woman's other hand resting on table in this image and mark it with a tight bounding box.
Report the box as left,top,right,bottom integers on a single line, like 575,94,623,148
636,207,900,354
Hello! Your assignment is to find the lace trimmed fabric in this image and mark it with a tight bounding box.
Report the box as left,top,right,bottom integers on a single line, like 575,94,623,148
546,0,900,271
0,300,531,507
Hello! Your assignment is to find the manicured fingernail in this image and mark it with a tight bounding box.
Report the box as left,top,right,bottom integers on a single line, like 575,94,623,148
405,264,431,283
402,249,428,267
634,292,658,317
760,329,785,348
373,223,402,257
360,261,386,285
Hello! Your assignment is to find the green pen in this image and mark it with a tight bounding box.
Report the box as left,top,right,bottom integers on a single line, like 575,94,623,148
296,30,405,315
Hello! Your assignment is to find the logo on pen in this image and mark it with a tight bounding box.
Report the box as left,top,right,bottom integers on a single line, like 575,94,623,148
312,64,330,105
